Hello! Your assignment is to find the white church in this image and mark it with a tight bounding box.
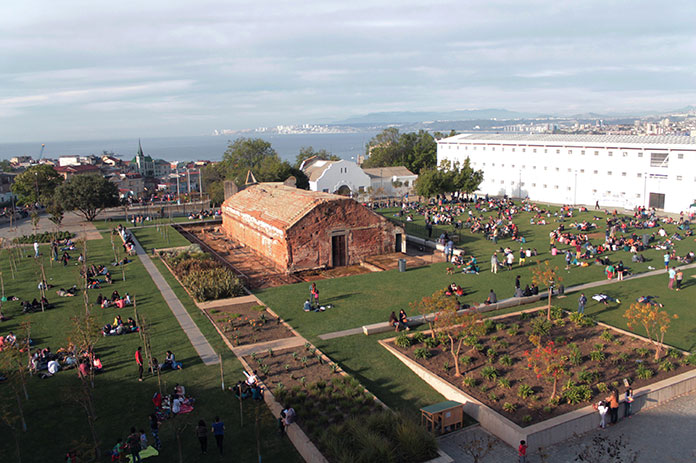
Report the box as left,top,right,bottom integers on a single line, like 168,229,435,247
437,133,696,214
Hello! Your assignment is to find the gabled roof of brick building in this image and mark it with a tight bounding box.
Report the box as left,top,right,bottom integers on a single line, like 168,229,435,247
222,182,348,231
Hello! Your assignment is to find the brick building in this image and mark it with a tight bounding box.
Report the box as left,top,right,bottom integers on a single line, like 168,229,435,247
221,183,405,273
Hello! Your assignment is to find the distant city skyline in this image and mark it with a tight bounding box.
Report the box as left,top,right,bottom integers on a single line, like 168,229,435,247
2,0,695,142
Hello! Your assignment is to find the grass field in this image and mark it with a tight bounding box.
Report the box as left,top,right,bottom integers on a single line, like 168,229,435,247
256,203,696,421
0,234,300,462
92,215,219,232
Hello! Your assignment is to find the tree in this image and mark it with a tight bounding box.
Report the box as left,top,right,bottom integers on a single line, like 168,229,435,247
623,302,677,360
46,199,64,229
11,164,63,205
435,306,484,377
524,339,567,400
217,138,308,190
531,261,563,321
410,289,457,337
457,433,496,463
55,174,120,221
294,146,339,168
363,129,437,174
452,158,484,195
575,434,638,463
414,167,450,198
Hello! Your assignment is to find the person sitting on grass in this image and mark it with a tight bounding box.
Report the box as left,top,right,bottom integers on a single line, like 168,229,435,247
111,290,120,302
160,350,183,370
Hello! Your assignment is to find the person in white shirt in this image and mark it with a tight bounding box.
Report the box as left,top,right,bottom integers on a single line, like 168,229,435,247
33,242,39,258
243,370,258,387
597,401,609,429
47,360,60,375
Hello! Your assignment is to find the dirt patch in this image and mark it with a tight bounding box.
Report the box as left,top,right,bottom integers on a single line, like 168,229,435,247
206,302,294,346
391,310,696,427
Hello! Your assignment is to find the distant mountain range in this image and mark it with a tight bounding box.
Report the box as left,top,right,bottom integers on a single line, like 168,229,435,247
333,106,696,126
335,109,540,124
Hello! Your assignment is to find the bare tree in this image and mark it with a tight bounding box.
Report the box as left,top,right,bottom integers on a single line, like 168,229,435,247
457,432,496,463
575,434,638,463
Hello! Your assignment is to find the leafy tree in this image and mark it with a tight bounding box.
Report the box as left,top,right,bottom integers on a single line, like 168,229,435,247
435,307,484,377
46,199,64,228
452,158,484,195
217,138,309,191
11,164,63,205
200,163,227,205
363,128,436,174
623,302,677,360
414,167,449,198
531,261,563,321
410,289,456,337
294,146,340,168
524,339,567,400
55,175,120,221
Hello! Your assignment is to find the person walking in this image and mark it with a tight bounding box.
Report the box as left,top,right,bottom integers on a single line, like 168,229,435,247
506,251,514,270
211,416,225,455
196,420,208,454
578,293,587,314
676,269,684,291
126,427,142,463
33,241,40,258
149,414,161,450
135,346,144,382
668,267,676,290
491,252,498,274
664,252,670,270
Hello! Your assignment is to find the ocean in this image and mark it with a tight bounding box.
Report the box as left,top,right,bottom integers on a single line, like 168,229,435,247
0,132,379,164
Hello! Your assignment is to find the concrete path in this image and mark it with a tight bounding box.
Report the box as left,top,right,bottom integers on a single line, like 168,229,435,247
0,211,102,241
438,391,696,462
318,327,364,340
131,235,219,366
231,336,306,356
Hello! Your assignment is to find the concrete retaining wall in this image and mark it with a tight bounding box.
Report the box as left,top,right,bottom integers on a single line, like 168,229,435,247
380,331,696,451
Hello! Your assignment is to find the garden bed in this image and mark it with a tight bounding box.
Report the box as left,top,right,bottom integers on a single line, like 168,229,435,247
390,308,696,427
245,345,439,463
159,246,245,301
13,230,73,244
206,301,294,346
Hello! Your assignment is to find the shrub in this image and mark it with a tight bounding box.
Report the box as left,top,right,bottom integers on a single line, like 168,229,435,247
181,267,245,301
484,319,496,333
554,336,566,345
443,361,451,373
394,334,411,349
668,349,681,359
600,329,614,343
658,360,675,372
562,380,592,404
424,336,439,348
522,415,533,424
498,377,511,389
531,316,552,336
494,339,510,350
463,335,478,346
635,347,650,357
273,383,286,400
589,350,605,362
517,384,534,399
568,343,583,366
596,382,609,393
481,366,498,381
593,343,606,351
577,368,600,385
543,405,553,413
502,402,516,413
683,354,696,366
569,311,594,327
636,364,654,379
462,376,476,388
488,392,499,402
486,348,497,360
13,230,73,244
412,331,426,344
414,348,432,360
495,323,506,332
499,354,513,367
507,324,520,336
459,355,472,367
473,343,485,352
549,306,564,320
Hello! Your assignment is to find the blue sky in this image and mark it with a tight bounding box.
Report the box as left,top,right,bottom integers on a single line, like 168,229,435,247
1,0,695,142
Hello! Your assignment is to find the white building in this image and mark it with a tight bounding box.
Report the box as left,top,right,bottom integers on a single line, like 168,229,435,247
362,166,418,197
301,158,371,196
437,134,696,213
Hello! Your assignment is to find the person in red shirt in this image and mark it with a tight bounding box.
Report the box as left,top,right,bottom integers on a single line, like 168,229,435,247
518,440,527,463
135,346,144,382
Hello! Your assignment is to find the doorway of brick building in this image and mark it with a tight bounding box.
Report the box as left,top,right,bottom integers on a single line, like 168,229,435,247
332,234,347,267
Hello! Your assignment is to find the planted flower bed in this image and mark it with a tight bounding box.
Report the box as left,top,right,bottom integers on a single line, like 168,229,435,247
160,247,245,301
246,345,438,462
206,301,293,346
391,308,696,427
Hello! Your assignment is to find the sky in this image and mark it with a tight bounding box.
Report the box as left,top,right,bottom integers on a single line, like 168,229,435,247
1,0,695,142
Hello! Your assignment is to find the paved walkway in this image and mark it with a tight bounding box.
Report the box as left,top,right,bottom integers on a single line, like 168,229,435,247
132,235,219,365
439,391,696,462
0,211,102,241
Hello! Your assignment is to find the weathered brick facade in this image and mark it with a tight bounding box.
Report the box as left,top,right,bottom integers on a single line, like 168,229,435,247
221,183,403,273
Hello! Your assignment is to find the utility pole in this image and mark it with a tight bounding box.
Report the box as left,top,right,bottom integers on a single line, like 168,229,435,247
187,169,191,199
176,168,180,198
198,169,203,200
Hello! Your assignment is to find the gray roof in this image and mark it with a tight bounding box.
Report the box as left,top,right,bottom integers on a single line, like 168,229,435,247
440,133,696,146
362,166,416,178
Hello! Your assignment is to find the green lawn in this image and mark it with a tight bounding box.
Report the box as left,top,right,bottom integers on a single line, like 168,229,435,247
0,235,300,462
255,202,696,419
92,215,219,231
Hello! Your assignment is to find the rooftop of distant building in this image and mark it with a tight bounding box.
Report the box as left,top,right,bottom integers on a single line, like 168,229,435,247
440,133,696,146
